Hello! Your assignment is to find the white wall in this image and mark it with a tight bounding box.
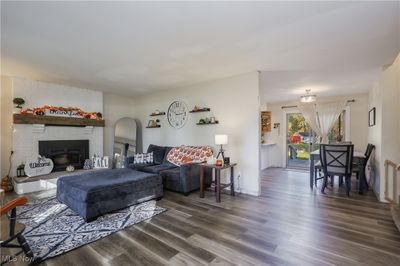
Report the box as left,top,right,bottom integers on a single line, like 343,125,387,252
0,76,13,177
368,81,384,198
369,53,400,202
134,72,261,196
103,93,136,157
261,94,369,169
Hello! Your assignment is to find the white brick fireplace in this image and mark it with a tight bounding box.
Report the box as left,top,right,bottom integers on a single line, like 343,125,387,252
11,78,104,176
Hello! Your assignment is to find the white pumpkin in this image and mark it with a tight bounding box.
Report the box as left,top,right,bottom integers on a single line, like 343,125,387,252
66,165,75,172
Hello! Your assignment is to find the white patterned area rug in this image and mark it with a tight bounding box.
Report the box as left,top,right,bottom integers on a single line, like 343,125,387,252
17,197,166,262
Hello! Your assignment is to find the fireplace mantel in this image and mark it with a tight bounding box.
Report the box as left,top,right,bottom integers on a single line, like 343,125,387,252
13,114,105,127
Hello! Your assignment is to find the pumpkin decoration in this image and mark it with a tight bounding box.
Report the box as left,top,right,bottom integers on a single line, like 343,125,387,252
1,151,14,192
20,105,104,120
1,176,13,192
66,165,75,172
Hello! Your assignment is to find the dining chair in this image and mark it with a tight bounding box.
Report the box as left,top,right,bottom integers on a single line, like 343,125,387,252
315,141,353,186
352,143,375,190
314,161,324,186
320,144,354,196
1,197,40,265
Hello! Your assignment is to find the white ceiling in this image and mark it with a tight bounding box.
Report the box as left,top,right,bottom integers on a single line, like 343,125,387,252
1,1,399,99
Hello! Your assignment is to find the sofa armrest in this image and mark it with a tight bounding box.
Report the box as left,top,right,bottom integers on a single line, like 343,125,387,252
179,163,212,193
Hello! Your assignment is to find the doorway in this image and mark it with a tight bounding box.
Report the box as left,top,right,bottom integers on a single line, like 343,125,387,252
285,111,346,169
286,113,315,169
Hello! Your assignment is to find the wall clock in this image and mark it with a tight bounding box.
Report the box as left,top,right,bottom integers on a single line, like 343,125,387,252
167,101,188,129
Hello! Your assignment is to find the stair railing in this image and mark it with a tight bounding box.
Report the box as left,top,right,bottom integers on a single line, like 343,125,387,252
384,160,400,204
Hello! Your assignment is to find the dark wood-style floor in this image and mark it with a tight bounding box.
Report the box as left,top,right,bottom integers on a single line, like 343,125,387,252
3,168,400,266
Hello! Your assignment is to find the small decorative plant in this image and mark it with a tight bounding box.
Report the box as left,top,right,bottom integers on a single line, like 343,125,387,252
13,98,25,108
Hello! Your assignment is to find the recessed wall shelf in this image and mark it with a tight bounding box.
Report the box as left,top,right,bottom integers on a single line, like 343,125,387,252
150,112,166,116
146,125,161,128
190,108,210,113
13,114,105,127
196,121,219,125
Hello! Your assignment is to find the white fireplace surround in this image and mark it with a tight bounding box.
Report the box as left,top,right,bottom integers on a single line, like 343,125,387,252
11,78,104,177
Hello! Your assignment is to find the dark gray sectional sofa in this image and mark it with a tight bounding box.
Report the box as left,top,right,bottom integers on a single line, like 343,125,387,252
57,144,212,222
128,144,212,195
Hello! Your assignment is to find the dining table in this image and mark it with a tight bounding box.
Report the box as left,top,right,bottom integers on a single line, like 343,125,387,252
309,149,366,194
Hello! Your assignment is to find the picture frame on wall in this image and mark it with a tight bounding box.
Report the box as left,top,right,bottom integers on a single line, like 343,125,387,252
368,107,376,127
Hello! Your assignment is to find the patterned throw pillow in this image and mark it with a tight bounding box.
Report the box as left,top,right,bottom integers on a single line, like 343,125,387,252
166,145,213,166
133,152,154,164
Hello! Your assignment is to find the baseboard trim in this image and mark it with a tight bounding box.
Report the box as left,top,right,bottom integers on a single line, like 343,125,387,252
239,189,260,197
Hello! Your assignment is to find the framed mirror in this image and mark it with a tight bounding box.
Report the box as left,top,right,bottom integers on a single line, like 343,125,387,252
114,118,137,163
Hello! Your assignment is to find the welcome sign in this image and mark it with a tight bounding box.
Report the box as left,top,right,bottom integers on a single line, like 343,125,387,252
24,156,54,177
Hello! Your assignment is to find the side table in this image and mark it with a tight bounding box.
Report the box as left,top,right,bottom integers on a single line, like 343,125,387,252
199,163,237,202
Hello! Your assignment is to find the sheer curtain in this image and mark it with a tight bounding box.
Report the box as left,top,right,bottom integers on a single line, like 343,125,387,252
297,103,322,140
298,100,346,144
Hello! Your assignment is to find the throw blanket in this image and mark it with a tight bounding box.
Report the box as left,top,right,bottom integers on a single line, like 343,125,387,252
167,145,213,166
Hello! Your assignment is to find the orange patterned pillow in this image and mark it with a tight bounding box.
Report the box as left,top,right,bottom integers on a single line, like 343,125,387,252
167,145,213,166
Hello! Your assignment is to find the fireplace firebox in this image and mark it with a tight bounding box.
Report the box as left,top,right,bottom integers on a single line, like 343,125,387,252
39,140,89,172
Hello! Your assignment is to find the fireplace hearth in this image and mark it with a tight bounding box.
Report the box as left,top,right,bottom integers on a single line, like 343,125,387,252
39,140,89,172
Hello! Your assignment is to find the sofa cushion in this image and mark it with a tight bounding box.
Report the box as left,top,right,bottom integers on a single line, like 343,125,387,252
139,164,177,174
127,163,155,170
147,144,166,165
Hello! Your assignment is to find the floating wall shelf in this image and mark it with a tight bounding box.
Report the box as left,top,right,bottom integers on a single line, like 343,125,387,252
150,112,166,116
189,108,211,113
196,121,219,125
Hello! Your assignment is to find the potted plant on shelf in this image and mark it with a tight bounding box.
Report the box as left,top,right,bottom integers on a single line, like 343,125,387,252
13,97,25,113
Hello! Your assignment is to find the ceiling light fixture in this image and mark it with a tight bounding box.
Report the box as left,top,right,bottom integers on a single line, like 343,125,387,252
300,89,317,103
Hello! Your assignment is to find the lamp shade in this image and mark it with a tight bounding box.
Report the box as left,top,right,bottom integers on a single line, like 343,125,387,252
215,134,228,145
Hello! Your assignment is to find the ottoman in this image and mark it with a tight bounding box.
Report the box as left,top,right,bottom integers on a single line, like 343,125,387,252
56,168,163,222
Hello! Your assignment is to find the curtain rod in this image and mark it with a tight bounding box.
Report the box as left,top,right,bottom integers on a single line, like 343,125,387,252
281,99,355,109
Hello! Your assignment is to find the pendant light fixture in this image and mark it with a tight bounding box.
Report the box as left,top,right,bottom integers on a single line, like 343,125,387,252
300,89,317,103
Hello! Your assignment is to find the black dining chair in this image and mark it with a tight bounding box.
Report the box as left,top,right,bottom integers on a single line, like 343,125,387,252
320,144,354,196
352,143,375,190
314,141,353,187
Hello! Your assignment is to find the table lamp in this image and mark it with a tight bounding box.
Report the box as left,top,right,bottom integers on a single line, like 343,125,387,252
215,134,228,161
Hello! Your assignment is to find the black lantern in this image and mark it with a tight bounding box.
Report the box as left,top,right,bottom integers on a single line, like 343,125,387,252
17,164,25,177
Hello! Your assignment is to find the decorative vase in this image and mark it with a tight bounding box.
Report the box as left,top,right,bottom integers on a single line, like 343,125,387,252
13,107,22,114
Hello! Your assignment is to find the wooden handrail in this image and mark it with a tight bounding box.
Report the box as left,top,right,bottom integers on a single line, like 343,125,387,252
384,160,400,204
